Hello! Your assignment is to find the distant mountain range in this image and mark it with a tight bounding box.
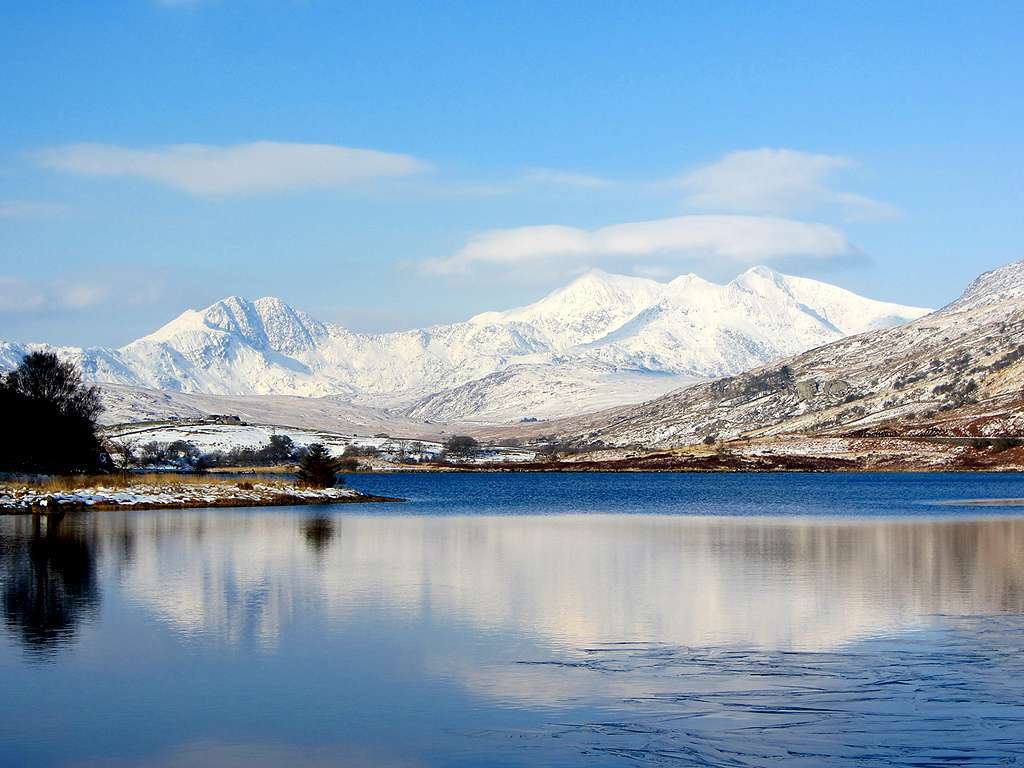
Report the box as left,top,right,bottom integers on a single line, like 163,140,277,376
560,260,1024,447
0,266,930,423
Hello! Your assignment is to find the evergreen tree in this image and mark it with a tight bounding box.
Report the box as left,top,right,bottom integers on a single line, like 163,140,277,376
296,443,342,488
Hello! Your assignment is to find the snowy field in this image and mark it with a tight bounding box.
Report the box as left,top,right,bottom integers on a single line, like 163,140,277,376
102,421,536,464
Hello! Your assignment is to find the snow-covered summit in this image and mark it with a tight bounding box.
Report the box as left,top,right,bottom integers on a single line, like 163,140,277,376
944,260,1024,313
1,266,931,421
574,260,1024,448
471,269,665,348
138,295,327,354
575,266,931,378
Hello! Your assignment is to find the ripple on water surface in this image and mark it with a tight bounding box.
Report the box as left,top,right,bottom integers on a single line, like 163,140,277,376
1,473,1024,767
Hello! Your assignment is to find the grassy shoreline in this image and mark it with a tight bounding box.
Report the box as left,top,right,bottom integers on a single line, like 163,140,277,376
0,476,403,515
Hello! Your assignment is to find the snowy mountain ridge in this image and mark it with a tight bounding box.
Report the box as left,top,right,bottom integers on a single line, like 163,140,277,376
562,260,1024,447
0,266,930,422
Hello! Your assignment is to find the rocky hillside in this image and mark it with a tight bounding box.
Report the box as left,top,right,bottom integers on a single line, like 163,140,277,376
574,261,1024,447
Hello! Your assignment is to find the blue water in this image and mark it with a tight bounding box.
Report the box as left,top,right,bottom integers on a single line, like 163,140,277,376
348,470,1024,516
2,472,1023,767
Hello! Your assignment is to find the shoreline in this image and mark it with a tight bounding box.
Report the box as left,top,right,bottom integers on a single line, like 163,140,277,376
0,481,404,515
170,463,1024,475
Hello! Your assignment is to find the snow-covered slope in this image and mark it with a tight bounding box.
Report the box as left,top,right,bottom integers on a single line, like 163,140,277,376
469,270,665,348
566,260,1024,447
578,267,930,377
0,267,930,423
405,362,699,423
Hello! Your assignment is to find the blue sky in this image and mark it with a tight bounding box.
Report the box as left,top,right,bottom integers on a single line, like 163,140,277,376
1,0,1022,346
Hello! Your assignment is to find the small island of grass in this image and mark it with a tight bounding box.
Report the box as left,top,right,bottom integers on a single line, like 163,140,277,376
0,474,402,514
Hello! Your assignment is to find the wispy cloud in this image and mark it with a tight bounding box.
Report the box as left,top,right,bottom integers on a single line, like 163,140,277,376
420,167,615,199
676,149,900,221
0,272,165,314
520,167,614,189
0,200,68,219
0,276,111,314
0,277,47,313
831,192,903,221
423,215,853,275
36,141,430,197
429,150,894,216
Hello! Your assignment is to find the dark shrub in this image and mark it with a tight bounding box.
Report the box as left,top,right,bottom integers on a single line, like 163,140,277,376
297,443,342,488
443,435,480,457
0,352,104,474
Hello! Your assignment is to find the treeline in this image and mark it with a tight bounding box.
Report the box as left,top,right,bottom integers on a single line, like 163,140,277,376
142,434,302,469
123,434,498,469
120,433,364,472
0,352,107,474
120,434,328,471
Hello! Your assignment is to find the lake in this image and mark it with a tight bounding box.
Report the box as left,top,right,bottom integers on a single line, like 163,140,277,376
2,472,1024,767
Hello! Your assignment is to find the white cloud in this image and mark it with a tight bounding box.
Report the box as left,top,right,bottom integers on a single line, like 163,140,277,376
0,201,68,219
36,141,430,196
677,148,899,220
521,168,613,189
0,272,165,314
423,215,853,275
62,283,110,310
832,192,902,221
419,167,614,199
0,277,47,313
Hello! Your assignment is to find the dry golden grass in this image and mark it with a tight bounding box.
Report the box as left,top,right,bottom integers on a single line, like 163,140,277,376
1,473,292,493
203,464,298,474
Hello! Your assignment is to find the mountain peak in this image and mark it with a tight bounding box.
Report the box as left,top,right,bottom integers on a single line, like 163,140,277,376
133,294,324,356
666,272,713,289
740,265,779,279
253,295,292,311
214,294,253,308
559,268,657,293
473,269,664,348
13,260,954,415
731,265,786,293
949,259,1024,312
575,267,615,281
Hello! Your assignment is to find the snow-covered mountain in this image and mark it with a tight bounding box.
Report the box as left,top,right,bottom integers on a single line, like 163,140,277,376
576,266,927,376
0,267,930,423
565,260,1024,447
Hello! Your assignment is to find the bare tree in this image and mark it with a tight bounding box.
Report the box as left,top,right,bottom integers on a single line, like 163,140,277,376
1,352,104,474
105,437,139,478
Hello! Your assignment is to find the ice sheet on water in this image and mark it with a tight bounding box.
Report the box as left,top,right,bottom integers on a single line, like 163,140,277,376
503,615,1024,766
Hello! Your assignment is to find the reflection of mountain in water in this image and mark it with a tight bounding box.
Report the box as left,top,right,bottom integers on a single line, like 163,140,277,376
1,514,100,657
106,513,1024,651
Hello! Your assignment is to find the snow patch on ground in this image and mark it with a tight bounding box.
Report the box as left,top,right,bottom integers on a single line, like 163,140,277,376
102,422,538,464
0,482,362,512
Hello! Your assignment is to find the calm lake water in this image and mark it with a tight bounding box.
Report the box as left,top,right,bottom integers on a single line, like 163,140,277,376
2,472,1024,767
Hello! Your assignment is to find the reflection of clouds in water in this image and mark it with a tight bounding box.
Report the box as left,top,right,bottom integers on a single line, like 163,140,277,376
113,514,325,647
107,514,1024,652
